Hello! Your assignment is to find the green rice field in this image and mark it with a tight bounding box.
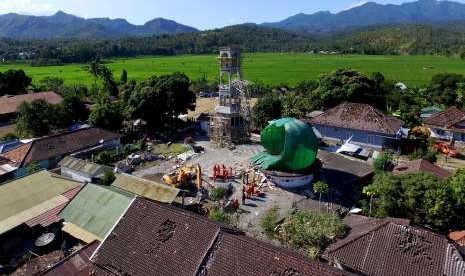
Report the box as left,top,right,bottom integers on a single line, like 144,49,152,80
0,53,464,87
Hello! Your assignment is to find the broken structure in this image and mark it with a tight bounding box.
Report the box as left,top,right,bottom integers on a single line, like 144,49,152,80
210,46,251,147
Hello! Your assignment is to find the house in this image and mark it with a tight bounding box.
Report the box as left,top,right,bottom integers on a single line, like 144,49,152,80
423,106,465,143
309,102,404,149
90,198,353,276
0,92,63,124
0,171,82,259
111,173,180,204
324,215,465,276
58,156,105,183
59,184,135,244
421,106,443,122
0,127,122,178
393,159,453,179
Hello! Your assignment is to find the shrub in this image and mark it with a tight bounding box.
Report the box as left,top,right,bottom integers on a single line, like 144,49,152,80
282,211,346,258
102,170,116,185
95,151,112,165
210,187,225,201
209,209,226,222
373,152,393,173
27,162,42,174
260,206,279,239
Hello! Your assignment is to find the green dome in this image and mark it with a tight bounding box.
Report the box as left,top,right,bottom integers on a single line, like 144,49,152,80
251,118,318,172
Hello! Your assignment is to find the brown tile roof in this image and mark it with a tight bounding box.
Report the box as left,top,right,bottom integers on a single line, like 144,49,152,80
92,198,350,276
324,215,465,276
0,92,63,116
309,102,404,135
40,241,100,276
424,107,465,131
0,127,122,167
202,233,355,276
393,159,453,179
450,231,465,247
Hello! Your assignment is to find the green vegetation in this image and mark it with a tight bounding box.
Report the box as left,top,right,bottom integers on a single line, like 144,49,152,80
361,171,465,232
208,208,226,222
260,206,280,239
210,187,225,202
102,170,116,186
313,181,330,212
1,54,464,88
151,143,190,156
26,162,42,174
373,152,394,173
281,211,346,259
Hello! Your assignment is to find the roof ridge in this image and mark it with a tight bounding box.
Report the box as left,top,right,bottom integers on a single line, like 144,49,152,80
325,220,390,254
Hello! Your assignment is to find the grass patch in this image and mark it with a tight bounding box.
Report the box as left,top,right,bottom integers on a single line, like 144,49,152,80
151,143,190,156
0,54,464,87
260,206,280,239
208,208,226,222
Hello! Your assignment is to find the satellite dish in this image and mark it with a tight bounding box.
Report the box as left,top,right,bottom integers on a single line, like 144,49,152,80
35,233,55,247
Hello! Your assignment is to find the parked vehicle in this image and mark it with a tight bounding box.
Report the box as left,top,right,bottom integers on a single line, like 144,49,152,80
433,142,461,158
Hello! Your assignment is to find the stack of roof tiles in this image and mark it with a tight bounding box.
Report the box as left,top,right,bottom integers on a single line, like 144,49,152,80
324,215,465,276
90,198,353,276
309,102,404,135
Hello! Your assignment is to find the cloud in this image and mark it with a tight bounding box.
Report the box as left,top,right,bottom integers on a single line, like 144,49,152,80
0,0,56,15
344,1,368,11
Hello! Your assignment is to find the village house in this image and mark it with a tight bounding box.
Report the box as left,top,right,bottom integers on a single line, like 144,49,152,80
59,184,135,244
0,127,122,179
0,171,82,264
309,102,404,149
423,106,465,144
88,197,354,276
393,159,453,179
324,215,465,276
57,156,106,183
0,92,63,125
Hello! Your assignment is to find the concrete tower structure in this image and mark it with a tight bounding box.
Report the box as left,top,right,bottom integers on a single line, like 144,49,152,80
210,46,250,147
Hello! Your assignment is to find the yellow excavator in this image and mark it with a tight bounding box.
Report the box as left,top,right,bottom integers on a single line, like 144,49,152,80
162,164,202,189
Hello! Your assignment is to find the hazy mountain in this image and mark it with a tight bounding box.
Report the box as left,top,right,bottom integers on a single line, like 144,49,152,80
264,0,465,34
0,11,198,39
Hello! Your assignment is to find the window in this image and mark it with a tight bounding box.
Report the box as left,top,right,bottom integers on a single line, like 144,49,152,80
367,135,375,145
461,133,465,141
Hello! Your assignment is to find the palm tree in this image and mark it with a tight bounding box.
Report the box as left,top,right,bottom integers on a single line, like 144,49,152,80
85,59,102,88
313,181,330,212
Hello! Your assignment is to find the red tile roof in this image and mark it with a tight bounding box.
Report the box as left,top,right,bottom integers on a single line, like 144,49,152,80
424,107,465,132
25,186,83,228
0,127,122,167
393,159,453,179
450,231,465,247
0,92,63,116
324,215,465,276
202,233,354,276
309,102,404,135
92,198,350,276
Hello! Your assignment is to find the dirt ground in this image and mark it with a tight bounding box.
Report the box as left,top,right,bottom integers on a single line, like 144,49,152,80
187,97,257,118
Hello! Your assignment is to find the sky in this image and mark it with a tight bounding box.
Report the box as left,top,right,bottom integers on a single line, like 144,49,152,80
1,0,465,30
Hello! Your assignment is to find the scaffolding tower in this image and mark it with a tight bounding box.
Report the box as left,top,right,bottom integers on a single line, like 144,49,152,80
210,46,251,148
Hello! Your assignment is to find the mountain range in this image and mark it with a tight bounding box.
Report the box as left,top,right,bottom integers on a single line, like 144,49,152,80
1,0,465,39
264,0,465,34
0,11,198,39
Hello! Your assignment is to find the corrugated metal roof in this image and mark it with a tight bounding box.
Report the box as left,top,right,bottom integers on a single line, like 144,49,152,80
0,171,82,233
62,222,101,244
111,174,180,203
58,156,104,176
25,186,84,228
59,184,134,240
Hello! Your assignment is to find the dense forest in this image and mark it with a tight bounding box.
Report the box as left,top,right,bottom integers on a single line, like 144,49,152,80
1,22,465,65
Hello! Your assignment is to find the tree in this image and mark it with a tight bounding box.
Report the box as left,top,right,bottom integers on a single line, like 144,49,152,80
37,77,64,92
252,95,282,130
16,99,55,137
361,172,461,232
313,181,330,212
373,152,393,173
102,170,116,185
60,93,90,125
88,100,124,131
86,59,102,88
282,211,346,258
428,73,465,107
120,69,128,85
0,69,32,95
98,65,118,97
